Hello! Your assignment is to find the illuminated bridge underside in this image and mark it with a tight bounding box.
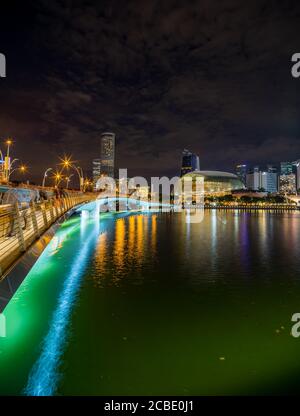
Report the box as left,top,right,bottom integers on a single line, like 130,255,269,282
76,197,171,213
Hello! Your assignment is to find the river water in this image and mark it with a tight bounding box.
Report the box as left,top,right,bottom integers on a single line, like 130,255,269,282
1,210,300,395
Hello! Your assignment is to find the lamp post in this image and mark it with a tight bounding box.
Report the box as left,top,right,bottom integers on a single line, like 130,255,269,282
76,166,84,191
3,138,13,183
83,179,91,192
65,174,74,189
6,138,12,158
0,150,4,182
54,172,63,188
42,167,53,187
60,157,84,191
9,158,19,175
8,164,27,180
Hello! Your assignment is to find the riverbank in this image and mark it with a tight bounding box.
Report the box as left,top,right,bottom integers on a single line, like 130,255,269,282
203,205,299,210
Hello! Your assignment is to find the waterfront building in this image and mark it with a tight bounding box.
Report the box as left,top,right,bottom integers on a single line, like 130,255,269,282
292,160,300,192
182,170,244,196
266,165,278,193
92,159,101,190
280,161,294,175
101,132,115,178
246,166,278,193
261,171,278,193
180,149,200,177
279,174,297,194
279,161,297,194
267,164,278,174
235,164,247,186
246,166,260,191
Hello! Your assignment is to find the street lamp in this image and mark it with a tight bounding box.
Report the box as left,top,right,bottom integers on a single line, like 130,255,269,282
83,179,91,192
2,138,13,182
6,139,12,158
59,156,84,191
65,174,74,189
42,167,53,187
53,172,63,188
8,164,27,180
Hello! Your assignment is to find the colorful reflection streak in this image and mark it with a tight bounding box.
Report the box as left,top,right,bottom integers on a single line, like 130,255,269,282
1,211,300,396
24,215,101,396
92,213,157,287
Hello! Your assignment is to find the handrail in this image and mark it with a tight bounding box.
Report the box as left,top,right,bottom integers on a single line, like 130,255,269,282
0,194,94,277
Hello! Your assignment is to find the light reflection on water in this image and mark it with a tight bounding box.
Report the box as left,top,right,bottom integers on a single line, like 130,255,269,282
93,214,158,287
90,210,300,289
55,210,300,395
2,210,300,395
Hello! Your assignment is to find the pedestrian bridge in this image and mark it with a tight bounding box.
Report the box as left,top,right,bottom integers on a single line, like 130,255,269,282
76,196,171,214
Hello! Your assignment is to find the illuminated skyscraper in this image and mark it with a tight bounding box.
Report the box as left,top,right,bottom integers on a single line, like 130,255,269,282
280,161,294,175
92,159,101,190
101,132,115,178
246,166,277,193
180,149,200,177
279,161,297,194
235,164,247,186
292,160,300,192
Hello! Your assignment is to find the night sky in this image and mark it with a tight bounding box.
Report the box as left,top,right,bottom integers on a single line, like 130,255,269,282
1,0,300,183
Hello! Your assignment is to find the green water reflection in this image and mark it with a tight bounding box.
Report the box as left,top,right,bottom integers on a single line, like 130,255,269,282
1,210,300,395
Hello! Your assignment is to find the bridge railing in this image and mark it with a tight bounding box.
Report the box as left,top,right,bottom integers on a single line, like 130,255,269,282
0,194,92,277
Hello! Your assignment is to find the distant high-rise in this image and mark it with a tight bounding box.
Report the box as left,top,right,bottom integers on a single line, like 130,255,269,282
246,166,278,193
235,164,247,186
267,164,278,174
180,149,200,177
280,161,294,175
92,159,101,190
293,160,300,192
279,161,297,194
101,132,115,178
246,167,260,191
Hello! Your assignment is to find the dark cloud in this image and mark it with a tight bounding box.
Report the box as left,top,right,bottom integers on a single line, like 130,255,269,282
1,0,300,183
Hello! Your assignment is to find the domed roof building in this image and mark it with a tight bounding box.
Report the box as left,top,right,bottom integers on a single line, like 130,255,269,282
181,170,245,195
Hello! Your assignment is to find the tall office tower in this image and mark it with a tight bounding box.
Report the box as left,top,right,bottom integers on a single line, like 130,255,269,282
267,164,278,173
263,172,278,193
246,166,277,193
267,165,278,193
235,164,247,186
101,132,115,178
279,174,296,194
92,159,101,190
292,160,300,192
280,161,294,175
246,166,260,190
279,161,296,194
180,149,200,177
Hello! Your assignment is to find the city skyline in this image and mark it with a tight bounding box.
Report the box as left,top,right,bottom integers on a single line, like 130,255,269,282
2,1,300,401
2,132,300,193
1,1,300,181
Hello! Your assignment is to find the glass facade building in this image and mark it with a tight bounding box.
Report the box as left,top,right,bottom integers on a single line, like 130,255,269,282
246,166,278,193
180,149,200,177
279,174,296,194
235,164,247,186
92,159,101,190
182,171,244,195
280,161,294,175
101,132,115,178
279,161,297,194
